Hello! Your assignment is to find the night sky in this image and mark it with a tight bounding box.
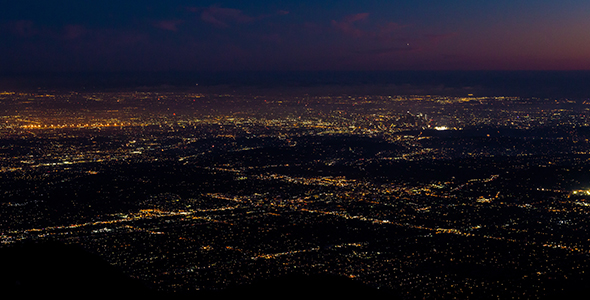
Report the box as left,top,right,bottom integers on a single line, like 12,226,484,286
2,0,590,72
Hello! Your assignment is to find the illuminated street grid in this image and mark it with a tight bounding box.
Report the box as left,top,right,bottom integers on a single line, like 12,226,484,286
2,91,590,298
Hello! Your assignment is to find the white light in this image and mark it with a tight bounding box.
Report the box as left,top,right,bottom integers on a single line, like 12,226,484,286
434,126,449,131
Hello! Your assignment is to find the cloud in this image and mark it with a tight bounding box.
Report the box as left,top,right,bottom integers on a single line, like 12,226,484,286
188,6,288,28
343,13,370,23
329,14,454,57
9,20,37,37
258,10,290,20
331,13,369,38
199,7,254,28
358,45,421,55
8,21,86,40
62,25,86,40
331,14,407,41
377,22,406,38
424,33,457,45
154,20,184,32
257,33,282,43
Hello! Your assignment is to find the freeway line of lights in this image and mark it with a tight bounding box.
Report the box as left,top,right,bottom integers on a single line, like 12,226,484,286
206,193,588,254
299,208,586,253
181,242,366,274
21,123,132,129
0,206,240,244
4,188,587,255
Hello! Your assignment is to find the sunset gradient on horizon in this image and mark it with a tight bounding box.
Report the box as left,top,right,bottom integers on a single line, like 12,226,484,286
2,0,590,72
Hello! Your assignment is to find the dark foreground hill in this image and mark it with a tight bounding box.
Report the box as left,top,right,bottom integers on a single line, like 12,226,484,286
2,240,589,299
0,241,393,299
0,241,152,297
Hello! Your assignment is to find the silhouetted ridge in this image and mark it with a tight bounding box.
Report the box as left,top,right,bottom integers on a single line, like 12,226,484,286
0,241,151,297
3,239,586,299
0,241,396,299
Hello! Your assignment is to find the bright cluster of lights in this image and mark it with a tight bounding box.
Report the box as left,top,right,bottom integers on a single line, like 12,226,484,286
572,190,590,196
21,123,130,129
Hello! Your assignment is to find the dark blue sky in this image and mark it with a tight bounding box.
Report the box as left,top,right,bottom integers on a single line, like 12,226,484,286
2,1,590,72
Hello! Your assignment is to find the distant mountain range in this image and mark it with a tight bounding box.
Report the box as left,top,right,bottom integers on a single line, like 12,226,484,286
2,71,590,98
